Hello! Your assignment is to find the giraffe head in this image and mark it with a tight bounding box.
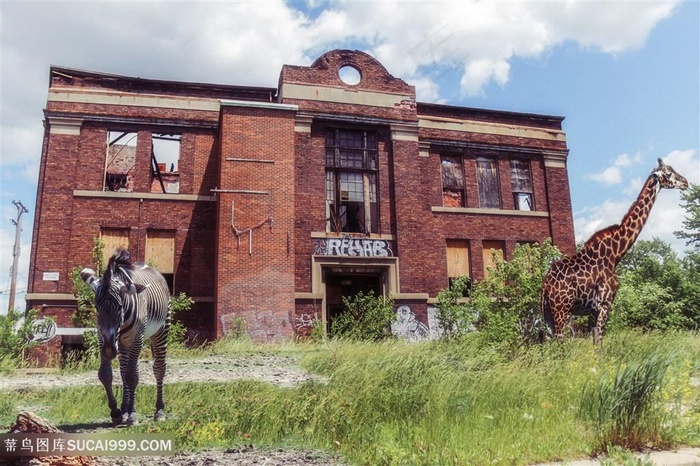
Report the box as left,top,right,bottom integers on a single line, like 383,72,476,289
654,158,689,190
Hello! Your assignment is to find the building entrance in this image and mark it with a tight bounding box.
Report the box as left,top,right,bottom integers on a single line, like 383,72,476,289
324,271,383,335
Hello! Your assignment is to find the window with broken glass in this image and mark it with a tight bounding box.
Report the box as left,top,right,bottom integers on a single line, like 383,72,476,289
476,158,501,209
105,131,138,192
151,134,181,194
510,159,533,211
104,131,181,194
441,155,465,207
325,129,379,234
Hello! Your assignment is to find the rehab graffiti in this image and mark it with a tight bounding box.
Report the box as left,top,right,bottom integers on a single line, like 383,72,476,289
314,238,394,257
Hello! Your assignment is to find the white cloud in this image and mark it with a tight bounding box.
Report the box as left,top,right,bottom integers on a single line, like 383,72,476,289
587,153,644,186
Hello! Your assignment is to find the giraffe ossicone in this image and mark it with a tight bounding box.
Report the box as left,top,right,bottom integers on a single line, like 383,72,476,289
541,158,689,345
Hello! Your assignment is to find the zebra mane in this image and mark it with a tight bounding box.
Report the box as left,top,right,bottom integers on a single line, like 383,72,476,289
103,248,136,292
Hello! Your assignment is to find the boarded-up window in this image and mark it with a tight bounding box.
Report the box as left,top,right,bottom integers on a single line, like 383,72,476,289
477,159,500,209
441,156,465,207
100,228,130,266
510,159,533,211
105,131,137,192
446,239,471,295
145,231,175,274
446,239,470,278
482,240,505,280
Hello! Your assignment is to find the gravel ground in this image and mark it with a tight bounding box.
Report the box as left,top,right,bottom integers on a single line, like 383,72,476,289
1,354,345,466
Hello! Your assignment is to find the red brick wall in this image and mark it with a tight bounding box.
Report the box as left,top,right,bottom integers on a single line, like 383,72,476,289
28,103,220,337
216,105,297,341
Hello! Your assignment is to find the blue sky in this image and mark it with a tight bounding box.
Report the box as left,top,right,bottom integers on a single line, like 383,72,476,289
1,0,698,312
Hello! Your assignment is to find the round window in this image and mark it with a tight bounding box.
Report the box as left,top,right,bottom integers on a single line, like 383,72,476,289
338,65,361,85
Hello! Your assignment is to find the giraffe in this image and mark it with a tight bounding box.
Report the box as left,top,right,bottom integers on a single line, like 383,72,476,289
541,158,688,344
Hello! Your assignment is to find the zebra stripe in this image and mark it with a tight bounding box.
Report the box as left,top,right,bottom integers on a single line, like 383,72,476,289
81,248,171,426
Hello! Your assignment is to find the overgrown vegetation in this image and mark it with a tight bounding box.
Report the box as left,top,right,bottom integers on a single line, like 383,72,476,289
433,275,474,340
469,239,562,347
169,292,194,347
70,236,105,328
330,291,395,341
0,309,43,372
1,332,698,465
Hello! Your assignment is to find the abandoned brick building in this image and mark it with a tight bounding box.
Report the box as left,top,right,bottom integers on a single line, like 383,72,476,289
26,49,575,347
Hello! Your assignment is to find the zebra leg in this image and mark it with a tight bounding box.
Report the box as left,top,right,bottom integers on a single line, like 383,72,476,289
98,357,122,425
119,341,142,426
150,324,169,422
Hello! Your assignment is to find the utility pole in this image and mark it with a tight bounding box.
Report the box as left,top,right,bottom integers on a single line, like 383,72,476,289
8,200,28,313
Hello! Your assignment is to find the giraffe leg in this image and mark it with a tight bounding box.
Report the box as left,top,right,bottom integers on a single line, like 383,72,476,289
593,306,610,346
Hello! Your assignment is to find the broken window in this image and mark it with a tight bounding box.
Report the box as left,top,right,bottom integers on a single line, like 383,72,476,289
476,158,501,209
510,159,533,211
441,155,465,207
325,129,379,234
105,131,137,192
151,134,181,194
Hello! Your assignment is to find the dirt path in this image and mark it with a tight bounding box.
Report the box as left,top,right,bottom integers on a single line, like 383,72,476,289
1,353,326,391
1,354,345,465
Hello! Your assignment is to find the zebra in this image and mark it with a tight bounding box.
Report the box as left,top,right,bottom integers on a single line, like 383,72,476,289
81,248,171,426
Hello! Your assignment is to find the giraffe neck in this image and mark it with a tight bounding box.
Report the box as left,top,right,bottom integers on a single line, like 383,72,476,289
613,174,660,261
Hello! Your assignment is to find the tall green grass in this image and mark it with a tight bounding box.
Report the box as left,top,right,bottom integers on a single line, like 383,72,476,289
1,331,698,465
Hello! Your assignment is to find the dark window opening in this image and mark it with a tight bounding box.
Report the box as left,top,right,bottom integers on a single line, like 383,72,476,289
510,159,533,211
325,129,379,234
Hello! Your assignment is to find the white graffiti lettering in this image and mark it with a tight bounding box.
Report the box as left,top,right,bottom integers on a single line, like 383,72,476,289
322,238,392,257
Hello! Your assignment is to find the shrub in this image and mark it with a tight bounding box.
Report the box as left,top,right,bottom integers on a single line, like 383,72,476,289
434,275,475,340
470,239,561,347
580,351,677,452
70,236,105,328
331,291,395,341
169,292,194,346
0,309,44,370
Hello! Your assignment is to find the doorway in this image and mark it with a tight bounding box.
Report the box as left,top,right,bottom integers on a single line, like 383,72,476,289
324,271,383,335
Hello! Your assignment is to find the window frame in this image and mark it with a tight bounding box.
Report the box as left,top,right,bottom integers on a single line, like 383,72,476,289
440,155,466,207
510,159,534,211
325,128,379,234
476,158,501,209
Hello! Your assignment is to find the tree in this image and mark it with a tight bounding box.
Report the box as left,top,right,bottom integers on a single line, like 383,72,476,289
611,238,699,331
674,183,700,250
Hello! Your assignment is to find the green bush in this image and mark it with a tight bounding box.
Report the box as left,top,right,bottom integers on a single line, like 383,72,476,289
331,291,395,341
470,239,561,347
169,292,194,346
434,275,475,340
0,309,44,371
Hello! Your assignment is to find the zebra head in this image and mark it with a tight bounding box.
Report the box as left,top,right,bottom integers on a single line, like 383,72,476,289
80,249,149,360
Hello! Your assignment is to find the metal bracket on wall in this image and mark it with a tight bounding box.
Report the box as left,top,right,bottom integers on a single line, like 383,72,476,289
230,200,274,255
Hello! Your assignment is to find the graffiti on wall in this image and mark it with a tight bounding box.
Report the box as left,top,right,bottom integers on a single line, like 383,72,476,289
314,237,394,257
391,306,444,341
295,313,314,330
